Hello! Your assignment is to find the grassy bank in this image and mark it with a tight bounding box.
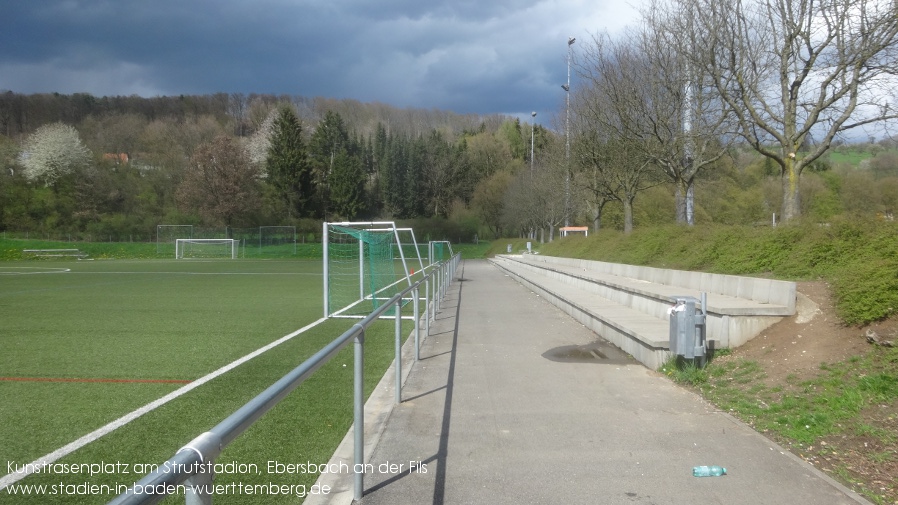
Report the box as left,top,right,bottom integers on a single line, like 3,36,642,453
491,218,898,326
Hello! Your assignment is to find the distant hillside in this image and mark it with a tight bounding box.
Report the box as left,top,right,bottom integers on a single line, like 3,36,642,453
0,91,512,140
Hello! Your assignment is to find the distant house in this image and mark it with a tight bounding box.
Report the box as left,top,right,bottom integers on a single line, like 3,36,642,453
103,153,129,164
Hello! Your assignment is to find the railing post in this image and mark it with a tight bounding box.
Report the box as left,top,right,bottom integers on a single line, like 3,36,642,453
413,286,420,361
424,277,430,336
436,264,442,313
394,300,402,404
353,329,365,502
184,470,213,505
440,261,449,308
322,222,329,318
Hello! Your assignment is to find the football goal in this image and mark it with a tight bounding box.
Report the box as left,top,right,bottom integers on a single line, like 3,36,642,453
175,238,239,259
323,221,414,318
428,240,454,264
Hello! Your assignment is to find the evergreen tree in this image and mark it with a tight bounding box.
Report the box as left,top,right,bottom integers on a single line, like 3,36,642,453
309,111,355,219
266,106,313,218
328,148,365,220
369,123,390,215
384,136,409,217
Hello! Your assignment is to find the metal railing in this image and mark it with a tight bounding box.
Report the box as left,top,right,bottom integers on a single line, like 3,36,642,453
108,253,461,505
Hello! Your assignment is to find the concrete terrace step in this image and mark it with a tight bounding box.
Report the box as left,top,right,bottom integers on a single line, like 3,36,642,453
491,257,670,368
490,255,796,369
508,255,793,317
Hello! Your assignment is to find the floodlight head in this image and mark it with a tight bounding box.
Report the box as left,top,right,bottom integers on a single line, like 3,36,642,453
568,37,576,45
561,84,570,91
531,111,537,117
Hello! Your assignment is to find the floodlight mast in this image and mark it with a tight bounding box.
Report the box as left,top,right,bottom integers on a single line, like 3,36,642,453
563,36,575,227
530,111,537,176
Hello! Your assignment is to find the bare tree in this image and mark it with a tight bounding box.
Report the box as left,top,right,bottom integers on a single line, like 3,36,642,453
501,136,571,241
79,113,146,158
228,93,249,137
19,122,92,186
177,135,261,226
572,35,666,233
635,21,735,224
656,0,898,221
572,129,618,232
535,137,575,241
574,129,659,233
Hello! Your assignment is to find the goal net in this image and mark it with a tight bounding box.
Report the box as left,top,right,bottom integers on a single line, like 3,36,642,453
260,226,297,256
428,241,453,264
323,222,413,318
396,228,426,275
175,239,239,259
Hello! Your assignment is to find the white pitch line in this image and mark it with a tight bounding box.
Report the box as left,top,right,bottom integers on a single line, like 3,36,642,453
0,316,329,490
0,267,70,275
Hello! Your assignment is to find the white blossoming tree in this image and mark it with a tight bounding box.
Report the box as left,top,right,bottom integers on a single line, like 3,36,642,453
19,122,92,186
245,110,277,167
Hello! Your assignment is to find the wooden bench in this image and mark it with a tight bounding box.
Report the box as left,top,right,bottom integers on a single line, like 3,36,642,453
22,248,88,259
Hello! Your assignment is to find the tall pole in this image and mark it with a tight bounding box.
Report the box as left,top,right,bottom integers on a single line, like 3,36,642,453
563,37,575,227
683,16,695,226
530,111,537,176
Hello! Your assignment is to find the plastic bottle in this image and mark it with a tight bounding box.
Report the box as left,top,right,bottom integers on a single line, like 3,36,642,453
693,465,727,477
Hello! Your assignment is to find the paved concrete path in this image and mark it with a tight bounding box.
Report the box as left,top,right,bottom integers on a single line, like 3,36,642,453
316,259,868,505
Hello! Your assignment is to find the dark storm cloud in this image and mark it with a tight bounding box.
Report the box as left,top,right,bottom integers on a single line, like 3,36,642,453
0,0,639,117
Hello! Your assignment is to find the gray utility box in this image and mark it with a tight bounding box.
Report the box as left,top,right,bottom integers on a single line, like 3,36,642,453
668,294,707,360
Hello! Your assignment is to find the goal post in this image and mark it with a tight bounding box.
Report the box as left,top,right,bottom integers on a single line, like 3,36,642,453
175,238,239,259
395,227,426,274
323,221,414,318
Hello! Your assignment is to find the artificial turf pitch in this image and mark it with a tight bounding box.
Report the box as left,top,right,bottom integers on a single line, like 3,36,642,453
0,259,406,504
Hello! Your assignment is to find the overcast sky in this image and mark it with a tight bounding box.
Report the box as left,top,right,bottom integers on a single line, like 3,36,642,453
0,0,642,121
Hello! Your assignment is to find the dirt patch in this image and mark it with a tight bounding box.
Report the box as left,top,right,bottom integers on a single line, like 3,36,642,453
730,281,872,384
715,280,898,503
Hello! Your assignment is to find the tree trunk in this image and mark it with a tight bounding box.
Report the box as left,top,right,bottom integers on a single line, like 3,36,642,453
781,159,801,221
675,183,686,224
623,198,634,234
593,202,605,232
675,178,696,225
